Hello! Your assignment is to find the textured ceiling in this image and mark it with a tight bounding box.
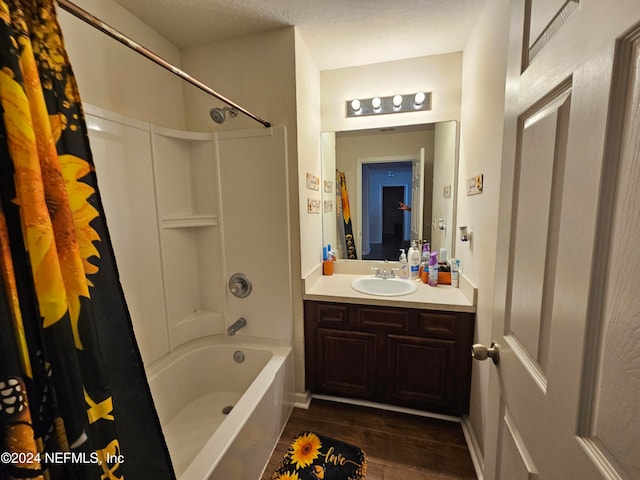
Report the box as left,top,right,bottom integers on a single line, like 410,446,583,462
111,0,488,70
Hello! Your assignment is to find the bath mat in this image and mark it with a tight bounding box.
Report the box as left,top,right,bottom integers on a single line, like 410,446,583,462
271,431,366,480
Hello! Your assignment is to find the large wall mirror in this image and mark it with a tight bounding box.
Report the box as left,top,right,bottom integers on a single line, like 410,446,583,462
322,121,458,262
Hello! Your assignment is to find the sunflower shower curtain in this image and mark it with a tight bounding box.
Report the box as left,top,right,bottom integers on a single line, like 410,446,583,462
0,1,174,478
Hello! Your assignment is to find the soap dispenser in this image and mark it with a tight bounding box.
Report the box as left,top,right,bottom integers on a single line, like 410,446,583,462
398,249,409,279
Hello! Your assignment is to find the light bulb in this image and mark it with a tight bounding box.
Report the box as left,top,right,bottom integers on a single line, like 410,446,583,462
350,99,361,113
372,97,382,111
393,95,403,108
414,91,426,107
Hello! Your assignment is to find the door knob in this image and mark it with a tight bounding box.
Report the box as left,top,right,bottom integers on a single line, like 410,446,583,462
472,342,500,365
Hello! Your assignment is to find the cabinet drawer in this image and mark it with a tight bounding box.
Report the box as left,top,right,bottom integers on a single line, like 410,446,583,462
418,311,458,339
316,303,349,327
356,307,409,331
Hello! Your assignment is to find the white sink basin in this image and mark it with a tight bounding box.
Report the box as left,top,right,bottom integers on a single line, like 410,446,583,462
351,276,418,297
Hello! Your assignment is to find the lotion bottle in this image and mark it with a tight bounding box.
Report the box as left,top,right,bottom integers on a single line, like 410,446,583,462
408,240,421,280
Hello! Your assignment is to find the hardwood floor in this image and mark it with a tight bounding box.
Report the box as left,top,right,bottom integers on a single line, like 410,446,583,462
261,399,477,480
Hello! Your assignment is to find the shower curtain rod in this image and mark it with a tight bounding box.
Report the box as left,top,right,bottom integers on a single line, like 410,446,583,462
55,0,271,128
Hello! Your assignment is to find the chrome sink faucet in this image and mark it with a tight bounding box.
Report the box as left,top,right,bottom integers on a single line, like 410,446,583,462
371,260,396,279
227,317,247,336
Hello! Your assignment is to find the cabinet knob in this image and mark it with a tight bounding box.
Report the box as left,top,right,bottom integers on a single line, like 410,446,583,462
471,342,500,365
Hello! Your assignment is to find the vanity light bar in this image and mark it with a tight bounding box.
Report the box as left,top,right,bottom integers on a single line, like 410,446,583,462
346,92,431,117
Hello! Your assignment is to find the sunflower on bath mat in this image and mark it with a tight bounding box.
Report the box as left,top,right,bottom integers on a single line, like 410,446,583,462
271,431,367,480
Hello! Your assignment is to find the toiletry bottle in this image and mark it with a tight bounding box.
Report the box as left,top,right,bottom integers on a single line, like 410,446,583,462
398,249,409,279
421,242,431,264
419,242,430,280
428,251,439,286
408,240,421,280
421,259,429,283
323,245,334,275
451,258,460,288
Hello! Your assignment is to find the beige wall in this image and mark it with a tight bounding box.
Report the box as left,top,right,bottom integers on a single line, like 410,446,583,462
57,0,186,129
458,0,510,460
180,27,296,134
321,53,462,133
295,32,323,279
294,32,322,395
321,133,337,262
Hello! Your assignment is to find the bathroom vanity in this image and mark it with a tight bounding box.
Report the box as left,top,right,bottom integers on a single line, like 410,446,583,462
303,265,476,416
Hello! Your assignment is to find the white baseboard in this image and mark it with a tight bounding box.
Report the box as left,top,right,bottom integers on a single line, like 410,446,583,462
311,394,461,423
461,415,484,480
293,390,312,409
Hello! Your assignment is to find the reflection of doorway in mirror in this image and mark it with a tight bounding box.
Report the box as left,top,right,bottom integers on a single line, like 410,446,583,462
371,186,405,260
327,122,457,260
361,161,412,260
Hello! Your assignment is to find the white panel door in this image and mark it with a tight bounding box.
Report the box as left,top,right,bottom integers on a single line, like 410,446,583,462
484,1,640,479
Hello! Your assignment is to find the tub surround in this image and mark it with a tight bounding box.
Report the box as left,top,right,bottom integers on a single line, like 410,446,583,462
86,106,293,369
303,260,477,312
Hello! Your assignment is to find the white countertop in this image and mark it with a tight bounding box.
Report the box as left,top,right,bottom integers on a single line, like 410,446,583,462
303,266,477,313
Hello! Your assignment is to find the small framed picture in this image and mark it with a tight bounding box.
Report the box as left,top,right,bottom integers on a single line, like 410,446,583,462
308,198,320,214
306,173,320,191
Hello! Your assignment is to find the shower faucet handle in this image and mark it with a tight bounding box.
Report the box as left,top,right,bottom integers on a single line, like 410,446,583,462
229,273,252,298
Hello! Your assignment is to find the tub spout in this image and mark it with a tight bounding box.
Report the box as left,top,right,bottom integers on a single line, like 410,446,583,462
227,317,247,336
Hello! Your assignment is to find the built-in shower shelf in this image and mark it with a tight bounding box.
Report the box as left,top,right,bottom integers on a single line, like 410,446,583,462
161,214,218,229
151,127,222,350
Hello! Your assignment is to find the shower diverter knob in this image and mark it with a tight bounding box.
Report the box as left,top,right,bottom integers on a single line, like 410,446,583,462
229,273,252,298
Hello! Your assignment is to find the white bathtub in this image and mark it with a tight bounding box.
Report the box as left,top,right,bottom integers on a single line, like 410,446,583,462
147,336,294,479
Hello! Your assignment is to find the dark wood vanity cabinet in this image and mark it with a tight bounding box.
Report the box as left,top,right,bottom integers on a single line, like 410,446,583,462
304,301,475,416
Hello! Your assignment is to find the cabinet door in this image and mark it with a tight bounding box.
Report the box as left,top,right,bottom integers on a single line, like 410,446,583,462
386,334,457,414
317,329,378,399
